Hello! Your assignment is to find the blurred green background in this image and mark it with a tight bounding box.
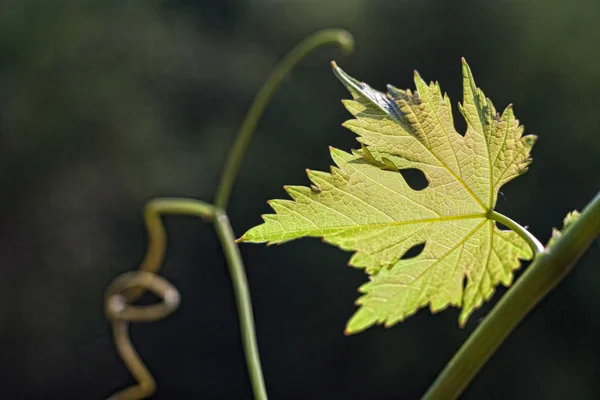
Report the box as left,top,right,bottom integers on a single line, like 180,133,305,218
1,0,599,398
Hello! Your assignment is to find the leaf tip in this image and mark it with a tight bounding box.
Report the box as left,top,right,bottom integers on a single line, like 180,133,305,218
329,146,342,157
458,305,476,328
346,307,377,334
459,318,467,329
524,134,537,146
331,61,346,83
461,57,474,79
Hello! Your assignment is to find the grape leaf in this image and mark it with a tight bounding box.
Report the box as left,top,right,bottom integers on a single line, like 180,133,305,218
239,59,536,333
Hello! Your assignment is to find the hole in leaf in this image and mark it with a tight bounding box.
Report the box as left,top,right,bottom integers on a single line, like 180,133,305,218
495,221,509,231
399,168,428,191
400,242,425,260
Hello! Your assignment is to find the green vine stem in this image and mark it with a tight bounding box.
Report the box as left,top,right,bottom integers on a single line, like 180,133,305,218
213,210,266,400
106,29,355,400
423,190,600,399
214,28,355,209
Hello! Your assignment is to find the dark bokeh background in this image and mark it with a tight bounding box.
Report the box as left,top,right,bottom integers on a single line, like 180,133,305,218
1,0,599,398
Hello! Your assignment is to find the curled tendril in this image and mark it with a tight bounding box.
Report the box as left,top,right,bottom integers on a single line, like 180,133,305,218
104,199,214,400
105,271,180,400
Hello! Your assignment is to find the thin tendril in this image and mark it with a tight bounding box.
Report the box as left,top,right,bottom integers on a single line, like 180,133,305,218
214,211,267,400
104,199,214,400
215,28,355,209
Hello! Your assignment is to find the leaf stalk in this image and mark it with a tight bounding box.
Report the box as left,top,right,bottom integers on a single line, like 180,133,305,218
488,210,545,255
423,191,600,399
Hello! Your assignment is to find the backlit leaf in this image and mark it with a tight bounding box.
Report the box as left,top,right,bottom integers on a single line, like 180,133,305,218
239,59,535,333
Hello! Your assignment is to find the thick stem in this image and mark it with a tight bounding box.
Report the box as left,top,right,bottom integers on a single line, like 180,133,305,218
423,191,600,399
214,28,355,209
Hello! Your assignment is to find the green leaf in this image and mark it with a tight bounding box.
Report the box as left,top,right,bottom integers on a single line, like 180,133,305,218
239,59,536,333
547,210,581,249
